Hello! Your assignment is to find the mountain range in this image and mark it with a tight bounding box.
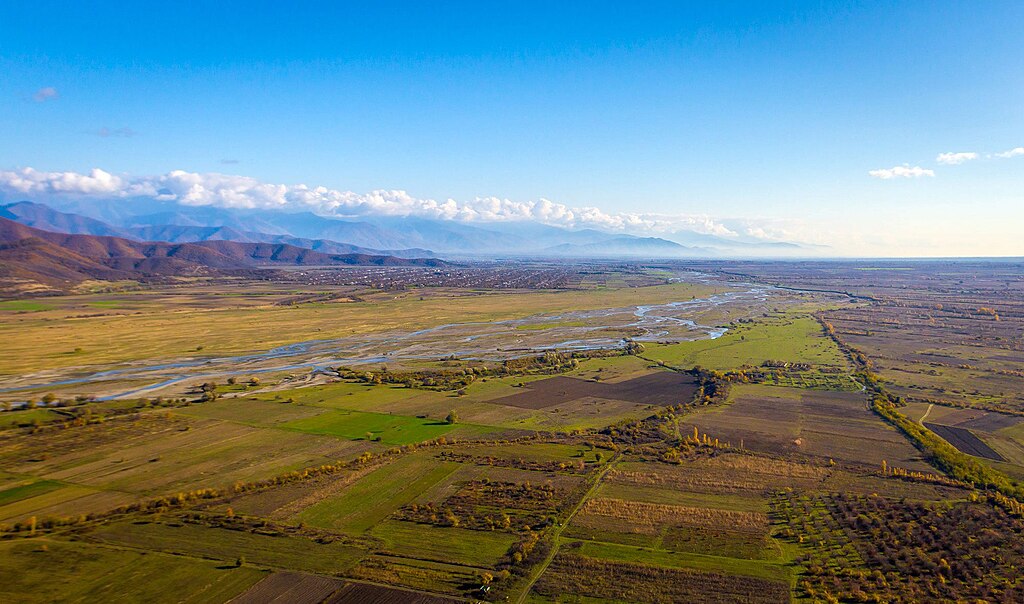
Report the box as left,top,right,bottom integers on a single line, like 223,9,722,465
0,217,444,295
0,200,807,258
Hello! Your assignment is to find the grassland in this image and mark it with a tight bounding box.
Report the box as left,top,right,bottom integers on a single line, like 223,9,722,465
0,282,725,375
645,314,847,370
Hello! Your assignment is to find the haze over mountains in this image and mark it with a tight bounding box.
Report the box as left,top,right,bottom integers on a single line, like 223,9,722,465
0,200,808,259
0,216,445,294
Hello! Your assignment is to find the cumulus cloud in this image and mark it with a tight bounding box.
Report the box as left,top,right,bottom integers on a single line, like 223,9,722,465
995,146,1024,159
0,166,750,238
0,167,124,195
936,152,977,165
868,165,935,180
32,87,58,102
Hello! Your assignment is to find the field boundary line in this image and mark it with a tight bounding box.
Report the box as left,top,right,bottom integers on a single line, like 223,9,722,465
512,453,618,604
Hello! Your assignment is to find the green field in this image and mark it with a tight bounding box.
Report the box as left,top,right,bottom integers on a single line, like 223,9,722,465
0,480,64,507
371,520,517,566
575,540,791,583
295,454,459,533
281,409,491,445
645,314,846,370
259,382,433,411
0,540,264,604
92,520,367,575
0,408,62,428
176,397,329,426
0,300,53,312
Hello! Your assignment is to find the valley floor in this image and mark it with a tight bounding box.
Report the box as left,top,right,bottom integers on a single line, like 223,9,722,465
3,261,1024,603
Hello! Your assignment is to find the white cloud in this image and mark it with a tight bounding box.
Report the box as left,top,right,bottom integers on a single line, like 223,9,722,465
0,167,123,195
936,152,977,165
995,146,1024,158
868,165,935,179
0,166,747,238
32,87,58,103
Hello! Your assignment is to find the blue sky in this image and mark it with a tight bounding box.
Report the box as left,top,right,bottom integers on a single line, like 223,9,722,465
1,1,1022,255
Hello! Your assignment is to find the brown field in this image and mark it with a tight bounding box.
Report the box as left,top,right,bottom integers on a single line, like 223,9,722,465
326,583,463,604
905,402,1023,432
230,572,345,604
532,552,790,604
487,371,697,409
576,498,768,534
408,462,585,507
348,556,482,596
566,495,778,559
924,422,1005,461
684,384,931,470
609,454,830,495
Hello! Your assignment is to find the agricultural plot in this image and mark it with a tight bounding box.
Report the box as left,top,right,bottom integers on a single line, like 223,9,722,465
0,484,133,524
326,583,463,604
595,481,767,512
397,479,576,532
567,497,778,560
904,401,1024,468
0,539,264,604
683,384,931,470
348,556,485,597
774,491,1024,602
90,519,368,576
176,397,328,426
371,520,517,566
924,422,1004,461
243,356,668,434
530,550,790,604
5,262,1024,603
806,263,1024,416
487,371,698,409
253,380,439,412
294,454,460,533
0,411,369,524
231,572,345,604
608,455,829,495
281,409,489,445
0,479,63,507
